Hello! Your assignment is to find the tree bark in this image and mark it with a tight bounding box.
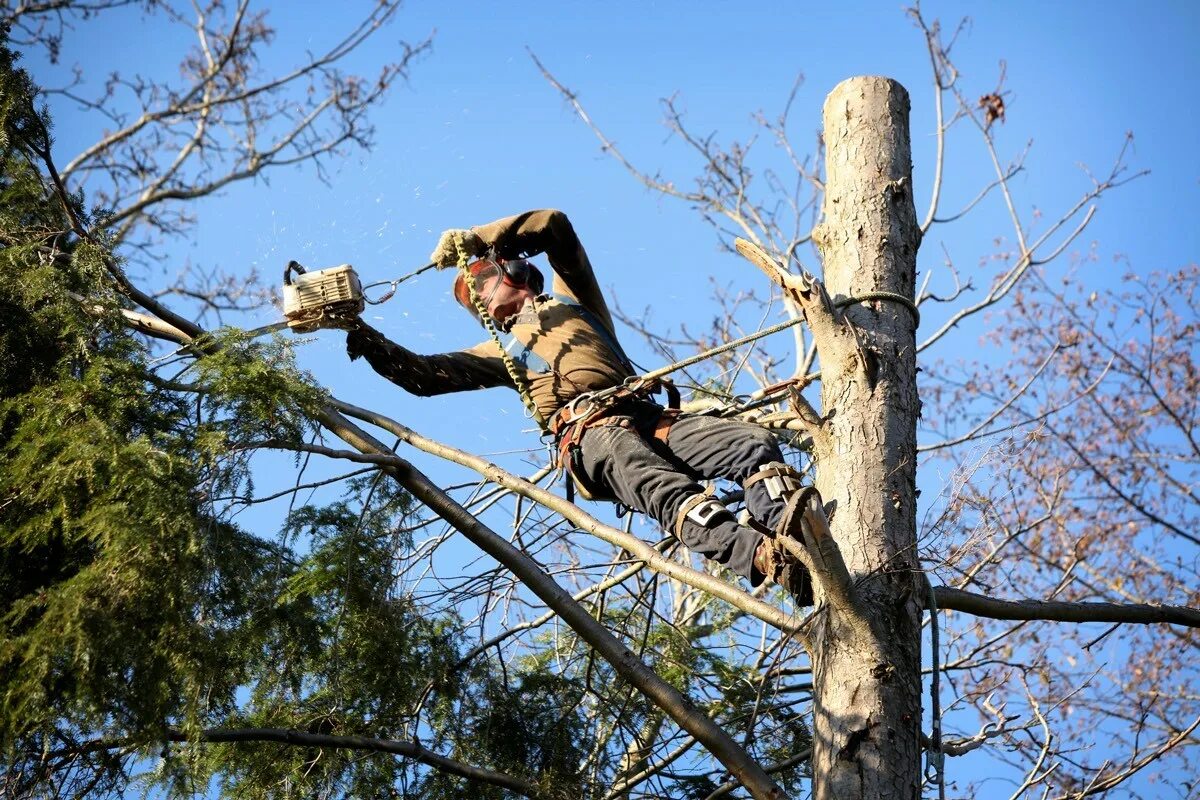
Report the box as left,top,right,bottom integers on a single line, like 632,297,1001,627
808,76,923,800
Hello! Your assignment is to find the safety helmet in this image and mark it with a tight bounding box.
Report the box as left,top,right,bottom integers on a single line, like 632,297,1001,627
452,257,545,320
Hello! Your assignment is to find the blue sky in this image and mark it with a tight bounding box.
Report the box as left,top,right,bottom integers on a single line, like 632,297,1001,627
191,0,1195,452
24,0,1200,793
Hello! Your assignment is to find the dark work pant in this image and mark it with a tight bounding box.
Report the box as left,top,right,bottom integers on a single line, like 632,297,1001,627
575,403,789,583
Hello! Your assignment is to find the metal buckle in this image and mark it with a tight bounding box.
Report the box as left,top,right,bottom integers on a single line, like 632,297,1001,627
763,474,798,501
560,393,598,427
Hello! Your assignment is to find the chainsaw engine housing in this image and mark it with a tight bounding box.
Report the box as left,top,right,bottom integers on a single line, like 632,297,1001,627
282,264,364,332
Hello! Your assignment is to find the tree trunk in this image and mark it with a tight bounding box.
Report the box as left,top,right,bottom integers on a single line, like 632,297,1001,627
809,76,924,800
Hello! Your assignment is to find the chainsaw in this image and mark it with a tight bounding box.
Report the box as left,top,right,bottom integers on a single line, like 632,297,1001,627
281,260,365,332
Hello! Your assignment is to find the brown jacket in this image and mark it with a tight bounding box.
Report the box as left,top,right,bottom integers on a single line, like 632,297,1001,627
347,209,634,421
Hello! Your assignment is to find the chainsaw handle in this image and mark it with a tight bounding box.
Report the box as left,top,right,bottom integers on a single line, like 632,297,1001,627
283,260,307,286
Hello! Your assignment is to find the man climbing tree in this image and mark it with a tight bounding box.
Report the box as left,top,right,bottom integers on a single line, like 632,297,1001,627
341,209,815,603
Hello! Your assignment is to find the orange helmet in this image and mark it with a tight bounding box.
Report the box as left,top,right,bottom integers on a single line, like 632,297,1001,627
452,257,544,319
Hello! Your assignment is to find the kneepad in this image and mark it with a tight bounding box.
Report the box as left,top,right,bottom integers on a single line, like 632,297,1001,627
673,491,733,539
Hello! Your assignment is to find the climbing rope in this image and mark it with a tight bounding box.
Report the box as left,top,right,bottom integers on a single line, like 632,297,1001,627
567,287,921,411
834,290,921,328
640,316,806,385
925,575,946,798
451,233,547,429
349,251,921,421
640,293,917,389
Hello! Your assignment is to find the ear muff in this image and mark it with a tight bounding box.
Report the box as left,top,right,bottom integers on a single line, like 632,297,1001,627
501,259,544,294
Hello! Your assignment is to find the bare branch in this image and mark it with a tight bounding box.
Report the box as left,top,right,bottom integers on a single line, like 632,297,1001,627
62,727,545,799
934,587,1200,628
299,400,807,637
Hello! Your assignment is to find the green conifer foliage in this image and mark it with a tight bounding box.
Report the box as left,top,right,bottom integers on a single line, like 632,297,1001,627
2,35,617,798
1,34,271,794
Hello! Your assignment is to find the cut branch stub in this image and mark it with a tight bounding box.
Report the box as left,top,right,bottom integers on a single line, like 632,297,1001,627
733,236,845,362
734,237,807,295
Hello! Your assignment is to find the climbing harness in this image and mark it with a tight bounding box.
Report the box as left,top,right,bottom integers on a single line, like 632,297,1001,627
538,296,884,504
535,314,808,467
548,388,682,503
285,242,923,504
448,246,654,502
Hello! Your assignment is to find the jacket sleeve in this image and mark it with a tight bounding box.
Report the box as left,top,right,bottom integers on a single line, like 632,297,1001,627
470,209,618,337
346,323,513,397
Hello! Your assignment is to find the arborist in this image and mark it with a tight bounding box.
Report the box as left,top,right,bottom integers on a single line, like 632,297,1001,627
340,209,815,605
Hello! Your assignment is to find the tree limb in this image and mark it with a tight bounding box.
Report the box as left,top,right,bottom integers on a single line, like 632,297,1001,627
65,727,543,799
933,587,1200,629
271,406,806,638
307,407,788,800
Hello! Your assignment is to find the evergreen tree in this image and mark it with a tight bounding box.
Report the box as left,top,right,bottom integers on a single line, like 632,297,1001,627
2,34,588,799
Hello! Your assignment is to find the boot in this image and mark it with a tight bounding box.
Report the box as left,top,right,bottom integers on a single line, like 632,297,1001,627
777,486,821,540
753,534,814,606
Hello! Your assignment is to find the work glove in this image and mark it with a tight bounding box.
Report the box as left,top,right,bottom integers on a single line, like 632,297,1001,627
345,325,372,360
429,228,486,269
345,323,394,364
